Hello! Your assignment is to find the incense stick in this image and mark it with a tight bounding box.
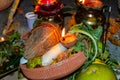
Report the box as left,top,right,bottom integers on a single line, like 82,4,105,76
102,6,111,53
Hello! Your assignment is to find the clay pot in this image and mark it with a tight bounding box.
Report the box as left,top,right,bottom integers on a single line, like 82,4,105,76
0,0,13,11
20,52,86,80
76,0,104,9
60,34,77,48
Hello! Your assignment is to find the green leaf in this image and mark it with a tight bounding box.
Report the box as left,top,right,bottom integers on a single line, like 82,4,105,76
73,41,86,52
27,57,42,68
9,31,21,42
33,19,43,28
70,26,98,62
93,26,103,40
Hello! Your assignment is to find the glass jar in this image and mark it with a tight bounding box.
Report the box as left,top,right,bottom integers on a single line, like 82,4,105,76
75,0,105,29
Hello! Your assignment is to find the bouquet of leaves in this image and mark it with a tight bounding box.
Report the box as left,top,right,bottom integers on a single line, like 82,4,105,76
66,22,119,80
0,31,24,74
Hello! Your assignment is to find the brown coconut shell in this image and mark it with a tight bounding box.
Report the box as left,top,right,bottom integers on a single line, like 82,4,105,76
23,22,62,59
0,0,13,11
20,52,86,80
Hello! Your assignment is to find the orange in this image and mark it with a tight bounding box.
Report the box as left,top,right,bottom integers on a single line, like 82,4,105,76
76,62,117,80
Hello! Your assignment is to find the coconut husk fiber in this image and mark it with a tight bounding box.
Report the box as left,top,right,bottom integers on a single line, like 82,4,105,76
23,22,61,59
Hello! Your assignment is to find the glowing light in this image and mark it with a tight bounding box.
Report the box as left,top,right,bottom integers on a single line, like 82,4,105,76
62,28,65,37
88,14,93,17
38,0,57,5
0,37,5,42
78,0,85,4
82,0,85,4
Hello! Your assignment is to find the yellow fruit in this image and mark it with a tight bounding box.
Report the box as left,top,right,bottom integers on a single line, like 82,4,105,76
76,63,117,80
92,58,105,65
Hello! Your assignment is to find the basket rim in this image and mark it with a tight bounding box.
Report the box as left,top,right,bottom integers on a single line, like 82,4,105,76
20,51,87,80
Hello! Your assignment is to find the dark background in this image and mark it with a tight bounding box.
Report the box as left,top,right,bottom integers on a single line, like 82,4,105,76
0,0,119,33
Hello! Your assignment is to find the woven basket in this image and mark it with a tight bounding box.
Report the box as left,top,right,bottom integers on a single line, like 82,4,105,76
0,0,13,11
20,52,86,80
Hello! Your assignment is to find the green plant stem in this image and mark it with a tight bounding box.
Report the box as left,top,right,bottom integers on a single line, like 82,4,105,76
70,29,98,62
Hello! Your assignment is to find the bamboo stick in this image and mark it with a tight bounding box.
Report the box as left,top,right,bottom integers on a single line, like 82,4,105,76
3,0,20,35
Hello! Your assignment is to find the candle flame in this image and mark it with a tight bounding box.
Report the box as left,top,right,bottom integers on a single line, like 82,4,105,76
82,0,85,4
79,0,85,4
0,37,5,42
62,28,65,37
